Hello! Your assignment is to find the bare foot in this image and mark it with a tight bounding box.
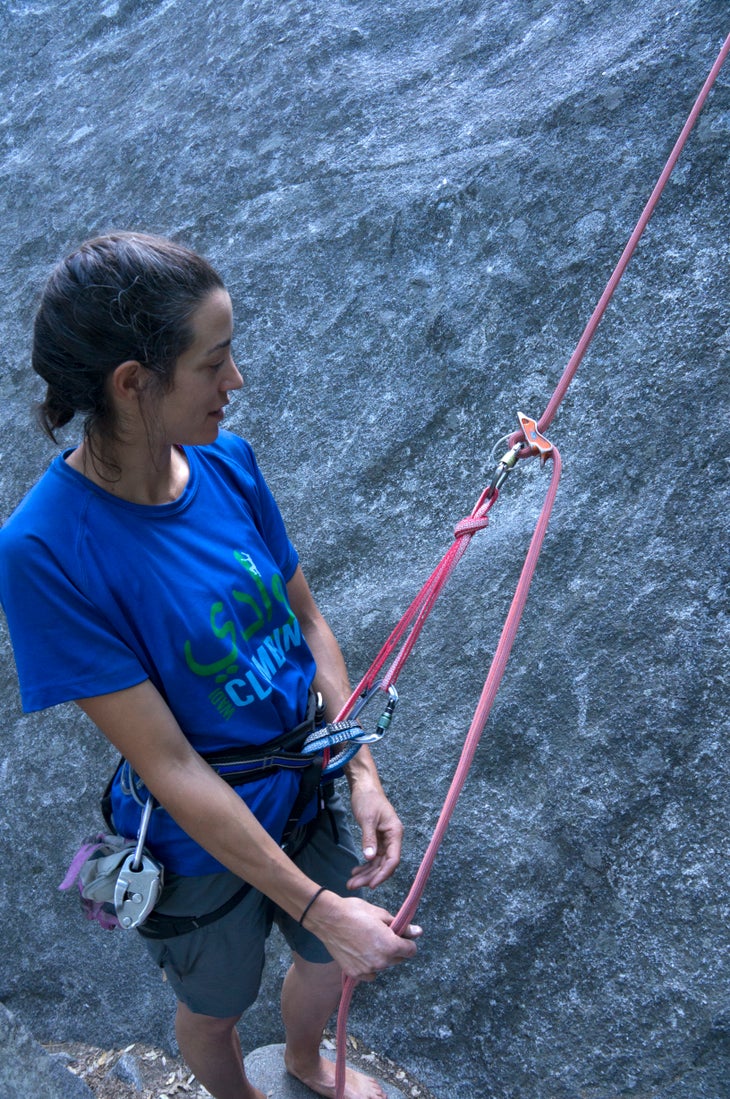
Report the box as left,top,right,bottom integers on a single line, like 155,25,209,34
285,1051,386,1099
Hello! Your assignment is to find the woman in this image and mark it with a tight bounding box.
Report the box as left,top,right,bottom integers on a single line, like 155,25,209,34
0,232,420,1099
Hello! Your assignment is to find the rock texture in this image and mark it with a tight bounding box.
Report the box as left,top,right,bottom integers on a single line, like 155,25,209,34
0,1002,93,1099
1,2,728,1097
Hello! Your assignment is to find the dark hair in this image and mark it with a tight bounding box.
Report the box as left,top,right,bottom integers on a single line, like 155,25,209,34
32,232,225,442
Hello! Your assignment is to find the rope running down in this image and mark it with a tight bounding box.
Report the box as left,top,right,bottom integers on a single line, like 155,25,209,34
333,28,730,1099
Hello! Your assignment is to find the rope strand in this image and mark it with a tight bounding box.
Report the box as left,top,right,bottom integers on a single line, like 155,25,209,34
333,30,730,1098
522,29,730,440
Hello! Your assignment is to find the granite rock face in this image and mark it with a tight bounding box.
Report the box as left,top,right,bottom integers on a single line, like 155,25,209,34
1,2,728,1097
0,1002,93,1099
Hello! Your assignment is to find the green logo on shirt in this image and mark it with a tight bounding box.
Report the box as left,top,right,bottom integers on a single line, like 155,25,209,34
184,550,301,718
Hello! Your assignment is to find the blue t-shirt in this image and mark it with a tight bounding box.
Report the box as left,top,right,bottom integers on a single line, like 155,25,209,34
0,431,317,873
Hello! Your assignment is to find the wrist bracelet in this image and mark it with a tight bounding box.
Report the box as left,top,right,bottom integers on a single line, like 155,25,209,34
299,885,327,927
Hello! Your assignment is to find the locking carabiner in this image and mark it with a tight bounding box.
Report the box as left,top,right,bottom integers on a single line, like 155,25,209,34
349,683,399,742
487,441,523,496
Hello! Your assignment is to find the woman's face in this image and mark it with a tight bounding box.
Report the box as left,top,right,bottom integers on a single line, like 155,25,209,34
156,288,243,446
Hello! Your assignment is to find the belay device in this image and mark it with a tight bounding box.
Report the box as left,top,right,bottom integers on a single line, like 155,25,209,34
59,794,163,931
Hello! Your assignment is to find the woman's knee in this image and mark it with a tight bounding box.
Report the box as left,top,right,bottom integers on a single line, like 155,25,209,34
290,953,341,990
175,999,242,1039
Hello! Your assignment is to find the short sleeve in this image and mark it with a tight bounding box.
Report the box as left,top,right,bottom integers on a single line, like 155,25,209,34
0,529,147,712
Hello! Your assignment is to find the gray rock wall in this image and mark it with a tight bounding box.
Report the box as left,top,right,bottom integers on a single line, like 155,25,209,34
0,1003,93,1099
1,2,728,1096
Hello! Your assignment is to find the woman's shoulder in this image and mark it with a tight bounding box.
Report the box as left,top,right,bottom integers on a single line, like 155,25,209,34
191,430,261,483
0,454,78,547
0,455,89,606
205,429,256,464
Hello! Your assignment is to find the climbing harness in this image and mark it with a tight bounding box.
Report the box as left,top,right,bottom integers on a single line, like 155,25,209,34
202,696,389,785
112,687,379,844
332,28,730,1098
62,688,383,936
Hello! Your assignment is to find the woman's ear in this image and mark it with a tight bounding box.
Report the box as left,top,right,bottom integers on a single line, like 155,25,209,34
109,360,146,405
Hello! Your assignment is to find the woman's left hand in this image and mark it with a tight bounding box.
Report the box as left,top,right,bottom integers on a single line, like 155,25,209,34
346,764,404,890
284,570,405,892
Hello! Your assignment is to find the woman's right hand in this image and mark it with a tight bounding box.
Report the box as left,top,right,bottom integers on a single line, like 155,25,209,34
303,891,422,981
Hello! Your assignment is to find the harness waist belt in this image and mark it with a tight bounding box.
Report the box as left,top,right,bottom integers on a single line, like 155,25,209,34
201,688,326,787
203,746,316,786
201,700,369,787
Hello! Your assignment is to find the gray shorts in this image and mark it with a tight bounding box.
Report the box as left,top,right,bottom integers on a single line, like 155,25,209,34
139,792,360,1018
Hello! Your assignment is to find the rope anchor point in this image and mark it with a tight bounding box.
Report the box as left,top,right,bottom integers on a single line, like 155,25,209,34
486,412,554,499
517,412,553,463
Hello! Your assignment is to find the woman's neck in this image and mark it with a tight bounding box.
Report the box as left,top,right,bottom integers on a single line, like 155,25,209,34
65,438,190,505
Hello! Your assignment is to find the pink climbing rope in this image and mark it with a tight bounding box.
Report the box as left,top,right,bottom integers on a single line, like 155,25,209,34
516,28,730,442
333,28,730,1098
